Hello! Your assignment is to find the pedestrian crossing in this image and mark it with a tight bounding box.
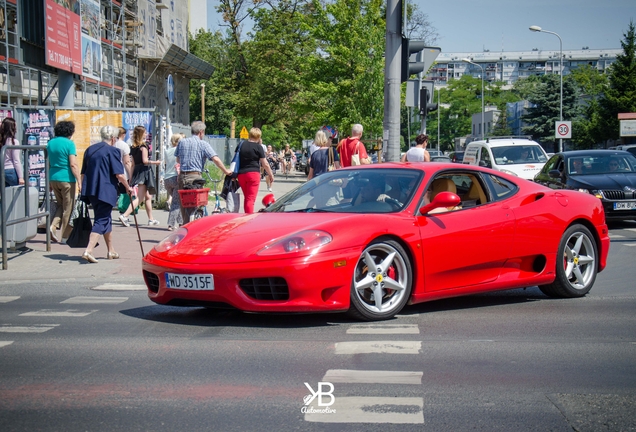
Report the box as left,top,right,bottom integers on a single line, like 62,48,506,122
304,321,426,425
0,295,131,350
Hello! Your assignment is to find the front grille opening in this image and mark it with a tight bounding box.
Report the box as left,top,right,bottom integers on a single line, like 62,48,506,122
603,190,626,200
239,277,289,300
143,270,160,293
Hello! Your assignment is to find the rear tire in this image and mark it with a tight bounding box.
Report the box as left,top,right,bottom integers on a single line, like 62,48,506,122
539,224,597,298
348,239,412,321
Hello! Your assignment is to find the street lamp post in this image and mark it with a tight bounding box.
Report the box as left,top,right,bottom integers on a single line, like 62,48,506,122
462,58,485,140
200,83,206,123
437,87,441,153
530,25,563,153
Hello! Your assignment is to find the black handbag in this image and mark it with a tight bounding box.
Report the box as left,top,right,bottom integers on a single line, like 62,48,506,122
220,175,239,200
66,201,93,248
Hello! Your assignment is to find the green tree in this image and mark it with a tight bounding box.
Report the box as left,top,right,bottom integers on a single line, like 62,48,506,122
568,65,609,148
491,110,513,137
521,74,577,152
595,20,636,143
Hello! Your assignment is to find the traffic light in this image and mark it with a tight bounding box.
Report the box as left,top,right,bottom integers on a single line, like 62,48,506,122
419,83,438,116
401,38,428,83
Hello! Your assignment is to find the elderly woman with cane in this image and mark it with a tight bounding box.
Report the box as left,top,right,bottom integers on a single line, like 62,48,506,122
80,126,133,263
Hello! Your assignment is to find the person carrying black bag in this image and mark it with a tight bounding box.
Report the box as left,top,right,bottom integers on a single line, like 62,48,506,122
78,126,133,263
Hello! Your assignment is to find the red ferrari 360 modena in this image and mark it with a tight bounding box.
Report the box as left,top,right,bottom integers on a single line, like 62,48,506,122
142,163,610,321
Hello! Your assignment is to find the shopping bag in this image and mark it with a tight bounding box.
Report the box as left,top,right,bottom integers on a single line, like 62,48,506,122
229,141,245,177
116,193,138,214
66,201,93,248
351,142,361,166
220,175,239,200
225,191,240,213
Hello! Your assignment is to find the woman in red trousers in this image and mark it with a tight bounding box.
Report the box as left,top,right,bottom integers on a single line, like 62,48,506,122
236,127,274,213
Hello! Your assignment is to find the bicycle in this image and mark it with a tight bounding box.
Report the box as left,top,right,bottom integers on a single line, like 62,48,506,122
178,170,227,222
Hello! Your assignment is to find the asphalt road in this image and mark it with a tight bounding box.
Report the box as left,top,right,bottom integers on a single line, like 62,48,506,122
0,221,635,431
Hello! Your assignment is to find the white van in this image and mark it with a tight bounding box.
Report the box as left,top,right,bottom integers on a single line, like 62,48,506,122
463,137,549,180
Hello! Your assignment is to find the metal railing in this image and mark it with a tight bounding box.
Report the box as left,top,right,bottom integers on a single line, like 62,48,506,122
1,145,50,270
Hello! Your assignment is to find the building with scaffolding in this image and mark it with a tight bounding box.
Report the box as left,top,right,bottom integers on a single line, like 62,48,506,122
0,0,213,126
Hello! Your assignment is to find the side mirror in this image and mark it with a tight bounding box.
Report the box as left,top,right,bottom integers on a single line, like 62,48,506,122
478,160,490,168
419,191,461,215
548,169,562,179
261,193,276,208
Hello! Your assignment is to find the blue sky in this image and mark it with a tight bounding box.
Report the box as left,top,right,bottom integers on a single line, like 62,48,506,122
417,0,633,52
207,0,633,53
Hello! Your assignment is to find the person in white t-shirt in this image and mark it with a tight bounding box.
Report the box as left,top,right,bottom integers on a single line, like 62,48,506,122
401,134,430,162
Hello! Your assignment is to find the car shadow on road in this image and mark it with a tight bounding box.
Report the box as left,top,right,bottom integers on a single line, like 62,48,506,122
120,305,355,328
120,287,551,328
399,286,548,316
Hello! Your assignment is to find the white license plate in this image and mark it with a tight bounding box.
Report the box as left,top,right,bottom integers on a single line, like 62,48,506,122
165,273,214,290
613,202,636,210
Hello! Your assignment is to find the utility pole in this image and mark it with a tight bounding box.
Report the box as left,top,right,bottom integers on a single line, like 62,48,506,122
383,0,402,162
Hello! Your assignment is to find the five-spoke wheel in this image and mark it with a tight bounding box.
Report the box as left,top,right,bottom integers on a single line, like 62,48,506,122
349,239,412,320
540,224,597,298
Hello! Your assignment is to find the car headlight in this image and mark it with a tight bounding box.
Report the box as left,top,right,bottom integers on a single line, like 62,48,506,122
154,227,188,252
577,188,590,194
500,169,518,176
592,190,603,199
257,230,332,256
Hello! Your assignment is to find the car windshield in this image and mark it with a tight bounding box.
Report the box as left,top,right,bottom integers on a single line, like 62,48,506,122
568,154,636,175
265,168,423,214
491,145,548,165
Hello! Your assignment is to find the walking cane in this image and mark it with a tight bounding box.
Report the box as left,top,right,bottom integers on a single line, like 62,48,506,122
128,190,144,256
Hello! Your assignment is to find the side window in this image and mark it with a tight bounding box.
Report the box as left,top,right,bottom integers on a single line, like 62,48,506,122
541,155,560,174
484,174,518,200
479,147,491,168
423,172,490,211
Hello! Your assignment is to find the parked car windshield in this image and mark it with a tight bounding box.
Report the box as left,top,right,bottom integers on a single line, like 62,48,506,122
491,145,548,165
568,154,636,175
266,168,423,214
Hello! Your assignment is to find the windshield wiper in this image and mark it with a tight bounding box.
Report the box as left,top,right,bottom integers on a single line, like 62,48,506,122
286,208,332,213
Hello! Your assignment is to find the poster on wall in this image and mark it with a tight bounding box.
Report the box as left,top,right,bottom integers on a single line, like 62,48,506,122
122,111,154,152
80,0,101,81
44,0,82,73
22,109,55,200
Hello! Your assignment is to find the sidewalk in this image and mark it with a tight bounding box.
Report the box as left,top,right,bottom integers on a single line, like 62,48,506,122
0,171,307,284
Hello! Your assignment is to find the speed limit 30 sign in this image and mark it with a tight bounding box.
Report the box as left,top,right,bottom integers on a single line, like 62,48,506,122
556,121,572,139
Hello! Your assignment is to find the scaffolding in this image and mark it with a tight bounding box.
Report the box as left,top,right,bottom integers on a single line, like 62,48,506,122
0,0,141,109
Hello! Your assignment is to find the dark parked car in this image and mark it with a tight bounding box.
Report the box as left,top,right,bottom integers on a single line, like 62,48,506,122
534,150,636,221
449,151,464,163
431,155,452,163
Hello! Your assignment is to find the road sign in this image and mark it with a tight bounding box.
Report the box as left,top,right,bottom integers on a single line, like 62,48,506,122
166,74,175,105
239,126,249,139
556,121,571,139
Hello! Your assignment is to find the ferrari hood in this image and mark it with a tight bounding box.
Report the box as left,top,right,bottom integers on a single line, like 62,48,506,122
569,173,636,190
162,212,355,259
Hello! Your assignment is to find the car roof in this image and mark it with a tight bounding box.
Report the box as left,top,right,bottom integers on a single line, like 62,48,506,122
558,150,634,158
467,137,540,148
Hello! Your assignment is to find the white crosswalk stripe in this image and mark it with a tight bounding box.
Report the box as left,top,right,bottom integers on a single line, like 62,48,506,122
91,284,146,291
347,324,419,334
335,341,421,355
304,396,424,424
623,243,636,247
0,324,59,333
323,369,422,385
0,341,14,348
61,296,128,304
0,296,20,303
609,234,625,238
20,310,98,317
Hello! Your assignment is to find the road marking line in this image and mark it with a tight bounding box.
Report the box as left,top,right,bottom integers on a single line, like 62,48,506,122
20,310,98,317
323,369,422,384
609,234,625,238
61,296,128,304
623,243,636,247
626,228,636,233
0,325,59,333
347,324,419,334
91,284,146,291
305,396,424,424
0,296,19,303
0,341,14,348
335,341,421,355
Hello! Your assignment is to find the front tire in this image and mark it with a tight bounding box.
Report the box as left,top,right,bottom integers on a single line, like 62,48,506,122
349,239,412,321
539,224,597,298
190,208,205,222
